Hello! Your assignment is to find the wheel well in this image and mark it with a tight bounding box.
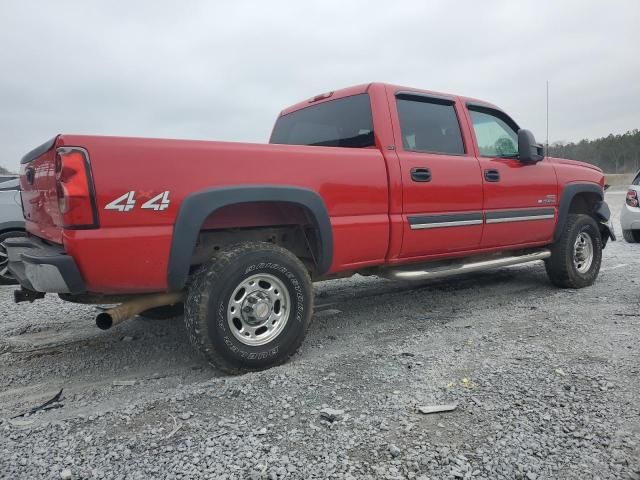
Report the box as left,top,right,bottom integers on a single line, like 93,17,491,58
568,192,600,215
190,202,321,277
167,186,333,291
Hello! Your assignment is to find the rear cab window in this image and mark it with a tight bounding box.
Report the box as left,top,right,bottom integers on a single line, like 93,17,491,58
395,93,465,155
270,94,374,148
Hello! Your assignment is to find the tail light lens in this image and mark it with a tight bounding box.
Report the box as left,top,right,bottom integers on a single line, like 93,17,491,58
626,190,639,208
55,147,98,228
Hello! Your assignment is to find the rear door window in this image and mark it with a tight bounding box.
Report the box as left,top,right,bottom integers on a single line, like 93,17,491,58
395,95,465,155
270,94,374,148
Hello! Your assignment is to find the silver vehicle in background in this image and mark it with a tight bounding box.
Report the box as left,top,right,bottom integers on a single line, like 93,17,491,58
0,177,26,284
621,169,640,243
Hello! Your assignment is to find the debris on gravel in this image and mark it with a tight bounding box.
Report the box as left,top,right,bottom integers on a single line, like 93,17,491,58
416,403,458,415
319,407,345,423
112,380,136,386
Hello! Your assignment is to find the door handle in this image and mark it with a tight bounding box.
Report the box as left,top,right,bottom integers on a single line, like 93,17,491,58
484,169,500,182
411,167,432,182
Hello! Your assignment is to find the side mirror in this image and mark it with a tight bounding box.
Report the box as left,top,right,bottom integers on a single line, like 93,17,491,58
518,129,544,163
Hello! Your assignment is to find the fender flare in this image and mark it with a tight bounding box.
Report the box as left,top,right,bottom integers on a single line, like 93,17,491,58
554,183,604,241
166,185,333,291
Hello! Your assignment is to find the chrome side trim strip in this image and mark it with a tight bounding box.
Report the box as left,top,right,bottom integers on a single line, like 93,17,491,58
485,214,555,224
410,219,483,230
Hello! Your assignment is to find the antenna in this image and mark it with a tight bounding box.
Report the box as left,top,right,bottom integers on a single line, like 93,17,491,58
546,80,549,155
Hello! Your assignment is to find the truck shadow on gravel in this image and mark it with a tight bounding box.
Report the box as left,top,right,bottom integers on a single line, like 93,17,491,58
1,264,552,415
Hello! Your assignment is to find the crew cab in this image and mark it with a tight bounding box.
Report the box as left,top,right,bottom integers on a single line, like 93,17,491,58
6,83,614,373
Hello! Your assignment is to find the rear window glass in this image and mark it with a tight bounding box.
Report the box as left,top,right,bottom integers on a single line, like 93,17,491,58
0,179,19,191
396,96,465,155
270,94,374,148
633,172,640,185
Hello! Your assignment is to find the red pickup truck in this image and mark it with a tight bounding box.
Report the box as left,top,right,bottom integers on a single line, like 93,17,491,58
6,83,614,373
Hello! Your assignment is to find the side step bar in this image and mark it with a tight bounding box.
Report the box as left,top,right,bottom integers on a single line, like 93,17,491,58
387,249,551,281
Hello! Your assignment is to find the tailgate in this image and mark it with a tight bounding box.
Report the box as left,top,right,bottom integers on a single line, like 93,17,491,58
19,137,64,243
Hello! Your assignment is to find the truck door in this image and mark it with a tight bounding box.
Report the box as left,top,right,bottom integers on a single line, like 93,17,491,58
465,104,558,248
390,91,484,258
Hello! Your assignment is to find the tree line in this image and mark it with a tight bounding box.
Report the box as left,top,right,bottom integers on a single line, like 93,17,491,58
548,129,640,174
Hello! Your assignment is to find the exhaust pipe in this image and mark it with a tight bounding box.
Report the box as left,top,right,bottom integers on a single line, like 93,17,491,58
96,292,184,330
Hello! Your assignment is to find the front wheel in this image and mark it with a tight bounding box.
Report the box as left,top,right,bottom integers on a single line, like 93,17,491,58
184,242,313,374
545,214,602,288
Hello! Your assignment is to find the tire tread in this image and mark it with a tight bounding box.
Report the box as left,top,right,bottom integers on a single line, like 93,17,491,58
545,214,602,288
622,229,640,243
184,242,312,374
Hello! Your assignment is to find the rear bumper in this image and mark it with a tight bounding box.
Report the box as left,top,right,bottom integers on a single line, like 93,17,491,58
5,236,85,293
620,203,640,231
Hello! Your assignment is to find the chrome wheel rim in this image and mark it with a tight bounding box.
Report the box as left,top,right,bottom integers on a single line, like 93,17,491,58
0,242,11,279
573,232,594,274
227,273,290,346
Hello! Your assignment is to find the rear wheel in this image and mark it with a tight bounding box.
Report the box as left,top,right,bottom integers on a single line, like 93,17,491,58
0,231,26,285
184,242,313,374
622,229,640,243
545,214,602,288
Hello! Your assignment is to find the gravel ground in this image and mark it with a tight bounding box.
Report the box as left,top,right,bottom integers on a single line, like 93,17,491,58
1,190,638,480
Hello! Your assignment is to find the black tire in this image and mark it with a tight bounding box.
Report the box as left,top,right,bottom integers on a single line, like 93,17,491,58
185,242,313,374
622,229,640,243
139,303,184,320
0,230,27,286
545,214,602,288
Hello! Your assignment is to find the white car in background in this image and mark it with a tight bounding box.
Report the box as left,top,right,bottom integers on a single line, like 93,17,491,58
0,177,26,284
621,169,640,243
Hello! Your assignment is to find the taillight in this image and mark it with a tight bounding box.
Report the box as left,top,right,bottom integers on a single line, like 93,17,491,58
55,147,98,228
626,189,639,208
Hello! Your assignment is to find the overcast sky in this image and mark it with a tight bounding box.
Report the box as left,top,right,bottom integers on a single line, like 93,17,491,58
1,1,638,171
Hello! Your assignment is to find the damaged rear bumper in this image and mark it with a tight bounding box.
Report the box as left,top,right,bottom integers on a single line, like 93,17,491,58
5,236,85,294
593,201,616,245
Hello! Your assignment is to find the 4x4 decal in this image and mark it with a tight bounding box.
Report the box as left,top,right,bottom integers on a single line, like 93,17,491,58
105,191,170,212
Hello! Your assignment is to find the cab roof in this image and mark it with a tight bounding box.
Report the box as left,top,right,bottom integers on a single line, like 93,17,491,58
279,82,501,117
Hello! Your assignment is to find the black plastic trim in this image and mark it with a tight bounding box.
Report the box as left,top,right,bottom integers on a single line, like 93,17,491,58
395,91,455,105
466,103,520,133
167,185,334,291
593,200,616,242
21,136,58,164
410,167,432,182
592,201,610,222
554,183,604,241
484,169,500,182
485,208,555,220
408,212,483,225
4,236,86,293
